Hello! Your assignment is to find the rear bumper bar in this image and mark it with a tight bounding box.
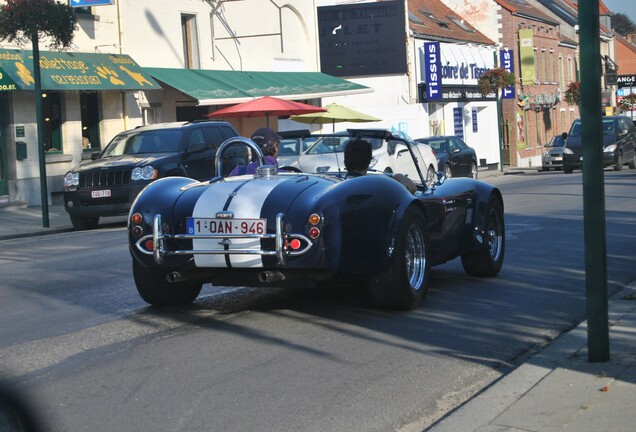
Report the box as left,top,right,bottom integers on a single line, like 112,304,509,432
134,213,314,266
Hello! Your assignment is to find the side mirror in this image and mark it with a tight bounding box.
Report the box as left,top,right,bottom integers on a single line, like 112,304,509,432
90,151,100,160
561,132,568,140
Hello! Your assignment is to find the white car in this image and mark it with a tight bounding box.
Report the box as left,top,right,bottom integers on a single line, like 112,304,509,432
295,130,438,185
277,131,318,169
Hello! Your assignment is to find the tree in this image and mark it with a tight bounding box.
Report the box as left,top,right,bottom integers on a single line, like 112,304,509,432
0,0,78,227
611,12,636,37
0,0,77,48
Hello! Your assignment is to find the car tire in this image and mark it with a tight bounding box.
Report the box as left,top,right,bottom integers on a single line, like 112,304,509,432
367,206,430,310
470,162,478,179
70,215,99,231
133,260,202,306
564,165,573,174
628,152,636,169
461,197,505,277
444,164,452,179
614,152,623,171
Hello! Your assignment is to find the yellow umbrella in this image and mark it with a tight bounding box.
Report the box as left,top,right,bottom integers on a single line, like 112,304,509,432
290,103,381,131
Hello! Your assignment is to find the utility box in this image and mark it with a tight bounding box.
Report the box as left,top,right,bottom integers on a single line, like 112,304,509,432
16,141,27,160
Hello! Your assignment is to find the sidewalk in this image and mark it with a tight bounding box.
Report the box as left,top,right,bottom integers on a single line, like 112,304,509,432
2,170,635,432
428,284,636,432
0,202,126,241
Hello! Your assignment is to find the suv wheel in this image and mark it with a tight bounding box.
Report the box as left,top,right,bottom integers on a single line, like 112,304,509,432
70,215,100,231
614,152,623,171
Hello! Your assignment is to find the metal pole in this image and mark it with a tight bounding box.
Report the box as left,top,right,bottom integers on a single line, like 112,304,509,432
32,33,49,228
579,0,609,362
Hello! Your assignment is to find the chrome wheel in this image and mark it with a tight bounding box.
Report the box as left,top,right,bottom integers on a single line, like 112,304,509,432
405,223,426,290
471,162,478,179
486,205,504,263
444,164,452,179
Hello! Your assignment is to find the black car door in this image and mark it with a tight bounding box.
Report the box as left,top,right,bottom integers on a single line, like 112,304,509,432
449,137,469,176
618,117,636,161
181,128,217,180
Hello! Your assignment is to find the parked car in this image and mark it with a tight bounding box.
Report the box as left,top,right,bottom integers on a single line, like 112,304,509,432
540,134,567,171
63,120,239,230
293,130,438,185
416,136,478,179
276,129,318,168
127,129,505,310
562,116,636,174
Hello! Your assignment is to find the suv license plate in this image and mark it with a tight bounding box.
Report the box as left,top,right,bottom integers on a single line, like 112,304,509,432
187,217,266,235
91,190,111,198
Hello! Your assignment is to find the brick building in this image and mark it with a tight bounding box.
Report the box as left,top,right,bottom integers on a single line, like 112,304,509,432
441,0,580,167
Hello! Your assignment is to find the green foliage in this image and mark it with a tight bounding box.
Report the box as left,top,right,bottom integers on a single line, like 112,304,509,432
0,0,77,49
563,81,580,106
477,68,515,97
612,12,636,37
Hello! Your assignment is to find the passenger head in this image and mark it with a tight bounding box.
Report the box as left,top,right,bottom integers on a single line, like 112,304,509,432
344,138,373,174
251,127,281,157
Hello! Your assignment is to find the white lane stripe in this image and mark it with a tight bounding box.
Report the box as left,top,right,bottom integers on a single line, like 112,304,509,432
192,178,286,268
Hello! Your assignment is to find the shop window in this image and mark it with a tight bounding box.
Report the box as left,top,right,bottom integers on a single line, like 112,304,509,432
42,92,62,152
181,14,200,69
80,92,100,151
142,107,156,126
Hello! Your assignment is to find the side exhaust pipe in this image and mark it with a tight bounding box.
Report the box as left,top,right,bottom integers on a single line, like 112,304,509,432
258,271,286,283
167,271,183,283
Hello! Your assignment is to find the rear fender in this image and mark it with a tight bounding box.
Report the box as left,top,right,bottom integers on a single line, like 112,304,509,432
315,175,416,274
128,176,201,266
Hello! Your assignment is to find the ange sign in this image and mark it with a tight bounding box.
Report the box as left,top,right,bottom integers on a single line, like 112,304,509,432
70,0,114,7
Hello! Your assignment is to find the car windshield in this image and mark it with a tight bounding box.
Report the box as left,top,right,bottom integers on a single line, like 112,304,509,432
569,119,615,138
278,137,318,156
419,138,449,153
101,129,183,156
547,136,565,147
306,134,383,155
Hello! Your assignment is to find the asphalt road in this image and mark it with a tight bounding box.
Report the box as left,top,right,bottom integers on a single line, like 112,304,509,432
1,169,635,431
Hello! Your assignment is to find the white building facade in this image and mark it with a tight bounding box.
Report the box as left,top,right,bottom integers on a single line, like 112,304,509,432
0,0,502,206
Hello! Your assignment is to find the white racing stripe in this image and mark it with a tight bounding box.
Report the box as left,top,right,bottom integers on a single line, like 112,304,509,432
192,178,287,268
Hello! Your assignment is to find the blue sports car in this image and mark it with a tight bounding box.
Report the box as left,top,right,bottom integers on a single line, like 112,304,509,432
128,129,505,310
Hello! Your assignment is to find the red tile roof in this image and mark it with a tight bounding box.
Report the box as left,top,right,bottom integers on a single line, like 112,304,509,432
615,34,636,74
494,0,559,24
407,0,495,45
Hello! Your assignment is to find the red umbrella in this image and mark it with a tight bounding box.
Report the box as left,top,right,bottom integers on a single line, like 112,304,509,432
205,96,326,126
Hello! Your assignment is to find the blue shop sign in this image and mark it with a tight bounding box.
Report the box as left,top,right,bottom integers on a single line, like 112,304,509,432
424,42,442,101
499,49,515,99
70,0,114,7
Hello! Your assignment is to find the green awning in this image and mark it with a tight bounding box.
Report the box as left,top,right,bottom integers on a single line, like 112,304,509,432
0,48,159,91
144,67,372,105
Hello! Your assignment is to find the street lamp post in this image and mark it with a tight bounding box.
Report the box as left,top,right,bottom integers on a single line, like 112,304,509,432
32,33,49,228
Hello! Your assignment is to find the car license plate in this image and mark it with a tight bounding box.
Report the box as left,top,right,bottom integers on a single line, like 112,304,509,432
187,217,266,235
553,156,562,161
91,189,111,198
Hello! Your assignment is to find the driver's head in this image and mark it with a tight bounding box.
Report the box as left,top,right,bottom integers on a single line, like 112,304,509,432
251,127,281,157
344,138,373,174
